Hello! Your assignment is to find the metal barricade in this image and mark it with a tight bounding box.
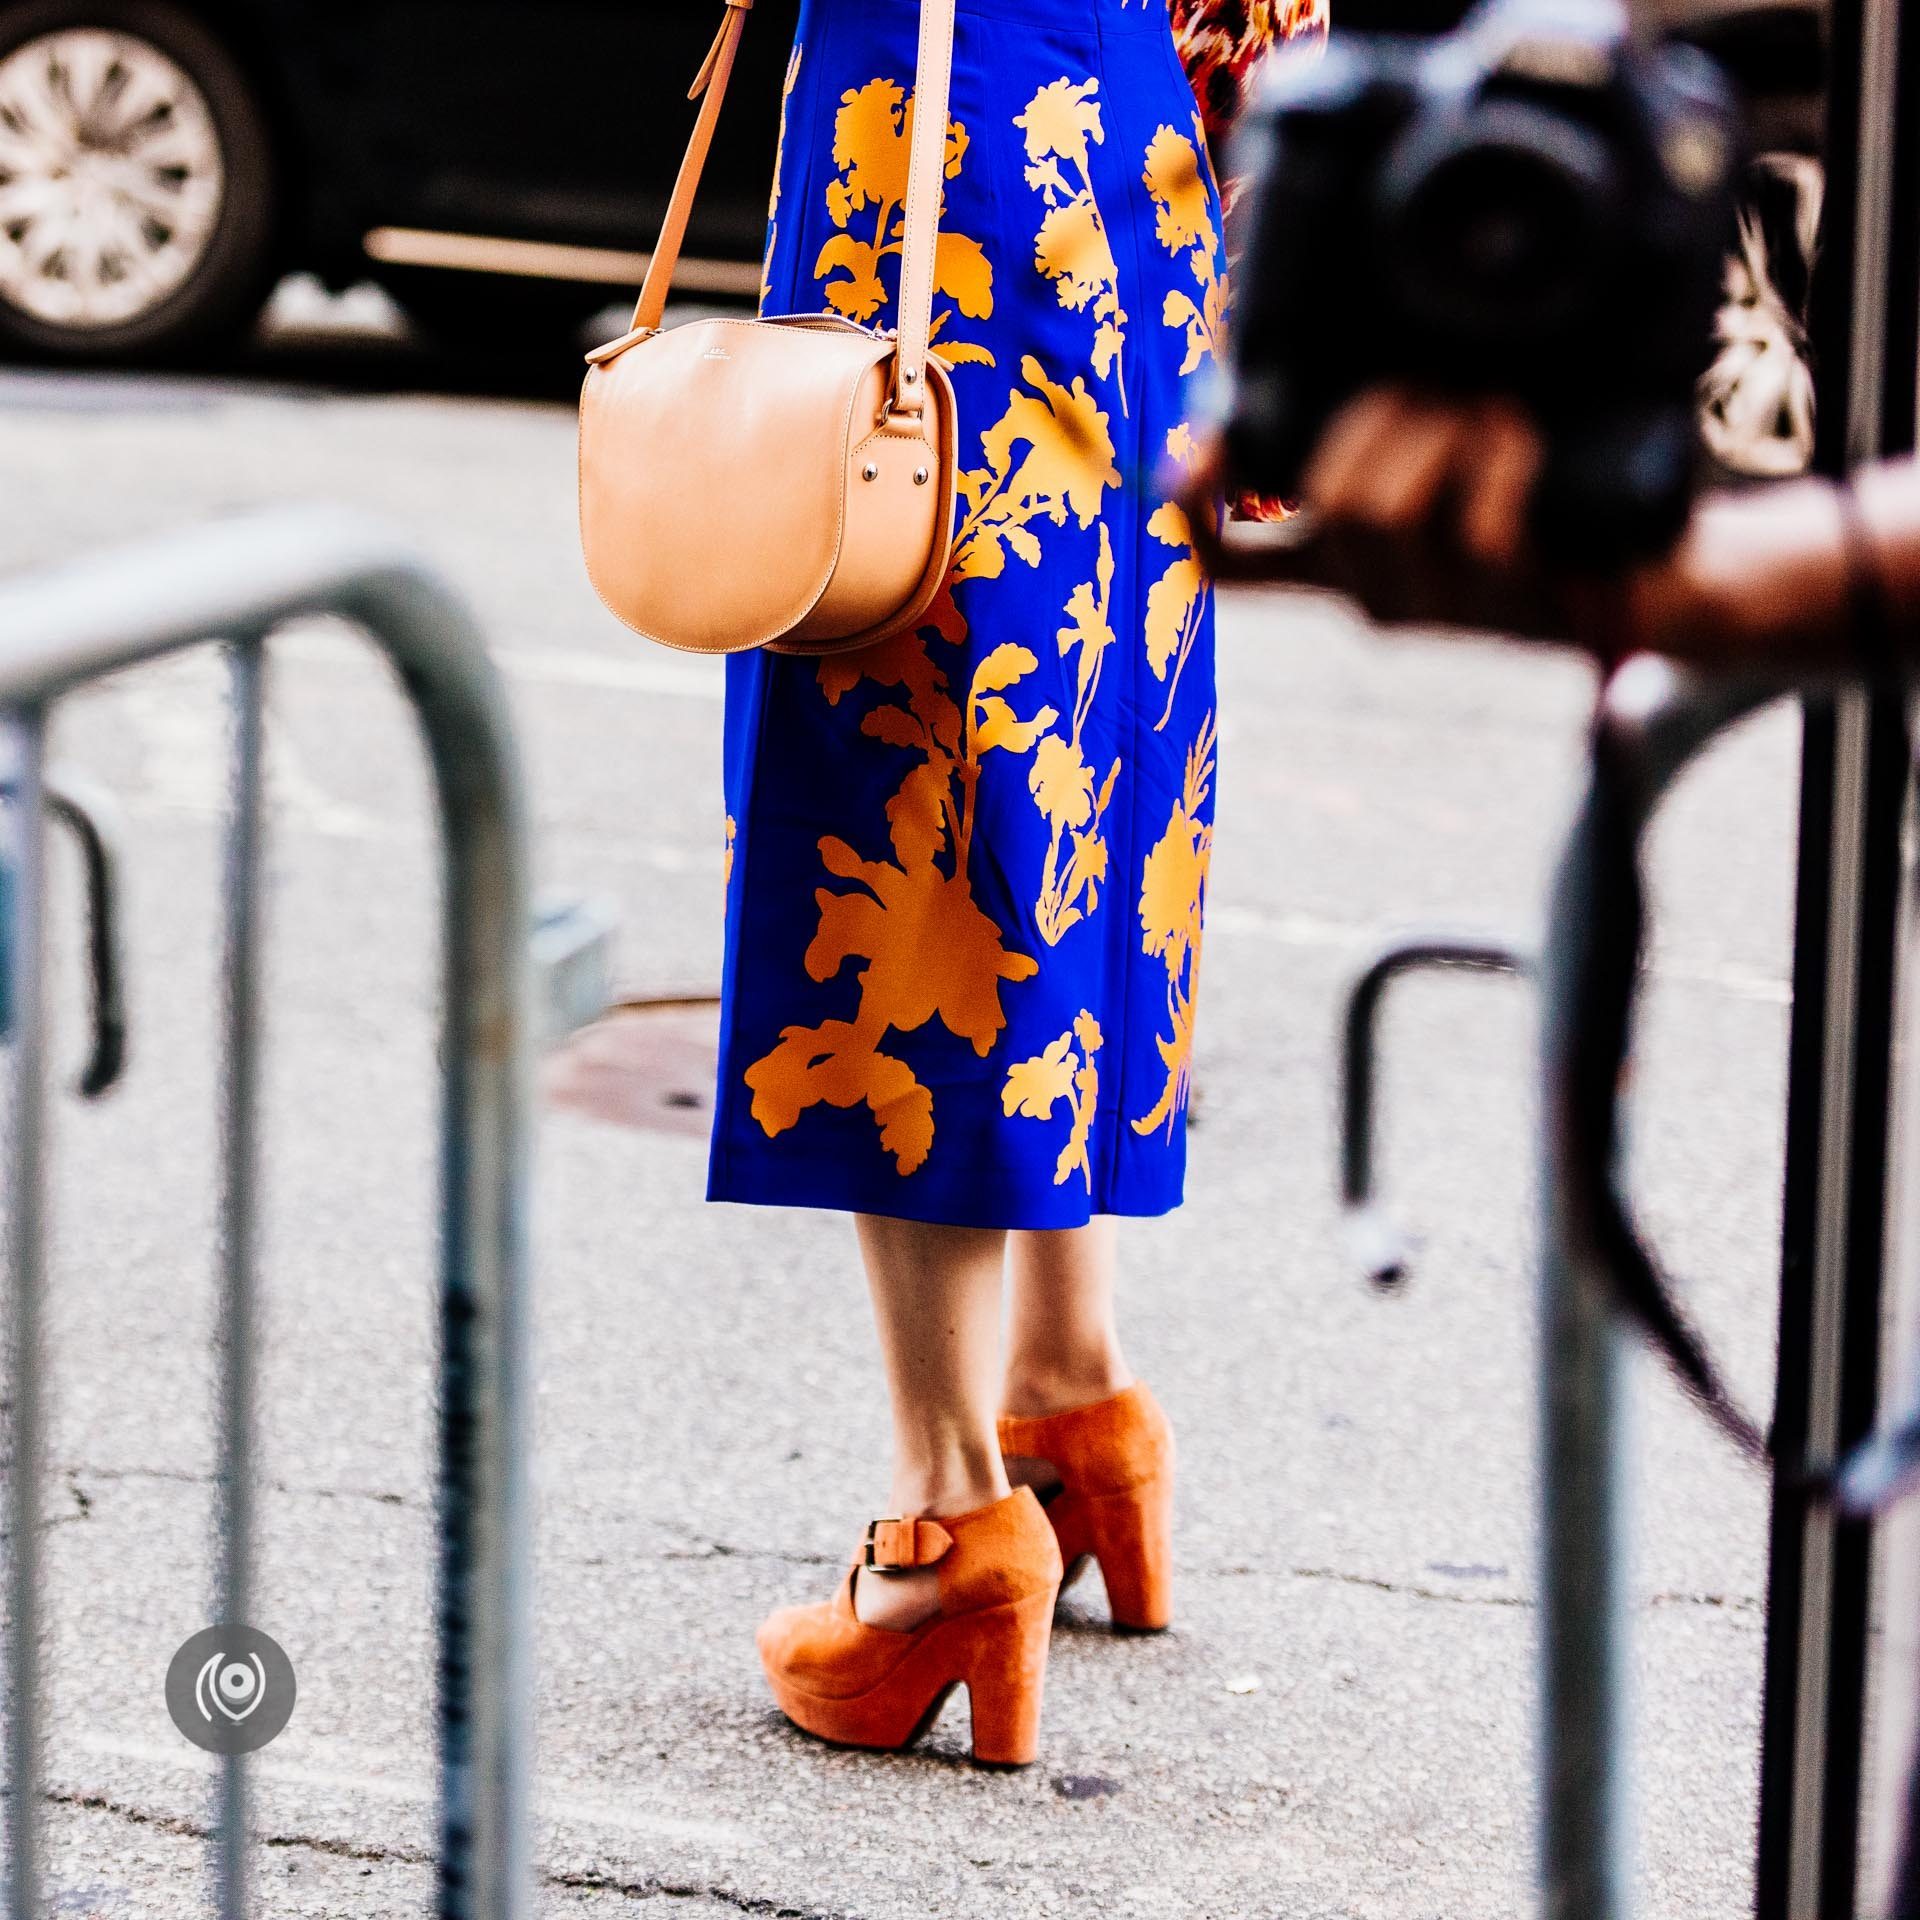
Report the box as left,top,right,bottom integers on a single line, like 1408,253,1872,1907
1518,663,1920,1919
0,508,534,1920
1339,934,1532,1290
1528,661,1777,1920
1341,660,1790,1918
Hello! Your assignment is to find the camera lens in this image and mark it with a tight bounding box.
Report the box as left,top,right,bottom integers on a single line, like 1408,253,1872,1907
1376,99,1618,354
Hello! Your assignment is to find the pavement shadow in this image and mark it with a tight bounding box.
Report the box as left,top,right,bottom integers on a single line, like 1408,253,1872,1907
755,1706,994,1775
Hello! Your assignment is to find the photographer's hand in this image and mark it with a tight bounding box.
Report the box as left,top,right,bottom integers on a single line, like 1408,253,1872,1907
1294,387,1579,641
1184,389,1592,643
1225,383,1920,680
1306,386,1542,575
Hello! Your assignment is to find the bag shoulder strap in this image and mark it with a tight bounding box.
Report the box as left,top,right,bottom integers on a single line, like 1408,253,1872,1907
629,0,755,337
627,0,956,424
888,0,956,420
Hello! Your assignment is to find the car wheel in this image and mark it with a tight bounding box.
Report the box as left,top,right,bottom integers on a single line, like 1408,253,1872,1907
0,0,276,360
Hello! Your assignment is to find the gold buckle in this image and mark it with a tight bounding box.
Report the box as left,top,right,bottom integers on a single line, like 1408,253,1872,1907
862,1518,910,1574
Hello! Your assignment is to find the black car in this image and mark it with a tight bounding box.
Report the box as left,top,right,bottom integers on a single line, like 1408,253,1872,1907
0,0,799,359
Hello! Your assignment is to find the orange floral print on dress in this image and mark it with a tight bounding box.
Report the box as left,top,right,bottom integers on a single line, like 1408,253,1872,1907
746,359,1122,1174
1132,711,1215,1137
813,76,997,367
1017,78,1129,412
953,354,1121,581
742,642,1055,1175
1145,423,1211,730
1030,522,1120,945
1003,1009,1105,1191
1142,121,1226,376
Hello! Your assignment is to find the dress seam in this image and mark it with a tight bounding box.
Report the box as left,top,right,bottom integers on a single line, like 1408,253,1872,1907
1097,15,1166,1207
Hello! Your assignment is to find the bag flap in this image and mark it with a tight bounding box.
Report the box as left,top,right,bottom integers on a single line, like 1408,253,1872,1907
579,318,892,653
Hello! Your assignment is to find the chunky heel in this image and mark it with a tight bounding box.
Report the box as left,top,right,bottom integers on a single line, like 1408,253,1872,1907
964,1589,1056,1765
1080,1478,1172,1631
999,1382,1177,1632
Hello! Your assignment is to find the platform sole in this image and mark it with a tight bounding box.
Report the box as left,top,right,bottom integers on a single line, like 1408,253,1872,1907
763,1589,1056,1766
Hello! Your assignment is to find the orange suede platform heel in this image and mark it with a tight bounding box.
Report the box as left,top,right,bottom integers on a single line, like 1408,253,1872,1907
997,1382,1174,1632
756,1486,1063,1766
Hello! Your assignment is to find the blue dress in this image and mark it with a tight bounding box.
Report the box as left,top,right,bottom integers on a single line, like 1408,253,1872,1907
709,0,1225,1229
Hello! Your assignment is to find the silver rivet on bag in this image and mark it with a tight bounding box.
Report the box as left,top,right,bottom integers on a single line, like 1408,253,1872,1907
862,462,879,481
914,467,930,485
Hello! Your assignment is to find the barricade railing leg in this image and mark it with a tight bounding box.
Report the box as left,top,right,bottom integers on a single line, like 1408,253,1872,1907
1538,806,1634,1920
216,636,268,1920
4,708,48,1920
1536,1223,1633,1920
1534,664,1780,1918
398,589,535,1920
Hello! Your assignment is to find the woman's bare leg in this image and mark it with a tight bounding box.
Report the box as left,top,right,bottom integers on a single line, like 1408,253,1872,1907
1001,1218,1133,1423
852,1213,1012,1629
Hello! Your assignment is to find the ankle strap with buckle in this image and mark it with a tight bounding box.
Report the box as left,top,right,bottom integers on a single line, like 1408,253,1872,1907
862,1516,954,1574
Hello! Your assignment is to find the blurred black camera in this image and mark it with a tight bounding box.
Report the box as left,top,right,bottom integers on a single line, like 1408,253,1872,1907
1222,0,1741,565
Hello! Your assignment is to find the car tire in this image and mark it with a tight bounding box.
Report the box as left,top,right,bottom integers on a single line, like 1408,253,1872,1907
0,0,277,360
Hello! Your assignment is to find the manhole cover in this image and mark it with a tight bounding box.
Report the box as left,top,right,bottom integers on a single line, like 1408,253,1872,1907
545,996,719,1137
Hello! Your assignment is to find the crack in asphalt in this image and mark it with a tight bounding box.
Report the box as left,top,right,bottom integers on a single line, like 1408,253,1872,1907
48,1790,864,1916
60,1462,417,1510
1648,1588,1763,1615
0,1474,101,1540
1215,1563,1760,1615
43,1790,430,1867
1258,1565,1530,1607
550,1866,862,1917
662,1536,837,1568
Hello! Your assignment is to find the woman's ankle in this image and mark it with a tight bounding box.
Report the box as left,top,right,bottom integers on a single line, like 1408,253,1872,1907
999,1353,1134,1421
889,1438,1010,1519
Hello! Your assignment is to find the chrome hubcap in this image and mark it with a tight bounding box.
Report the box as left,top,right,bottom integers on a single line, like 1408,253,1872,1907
0,29,224,330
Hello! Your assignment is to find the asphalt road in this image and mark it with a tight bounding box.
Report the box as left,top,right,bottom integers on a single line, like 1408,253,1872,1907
0,288,1813,1918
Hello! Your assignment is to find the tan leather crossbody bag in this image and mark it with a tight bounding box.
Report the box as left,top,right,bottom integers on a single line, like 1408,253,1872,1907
578,0,959,657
